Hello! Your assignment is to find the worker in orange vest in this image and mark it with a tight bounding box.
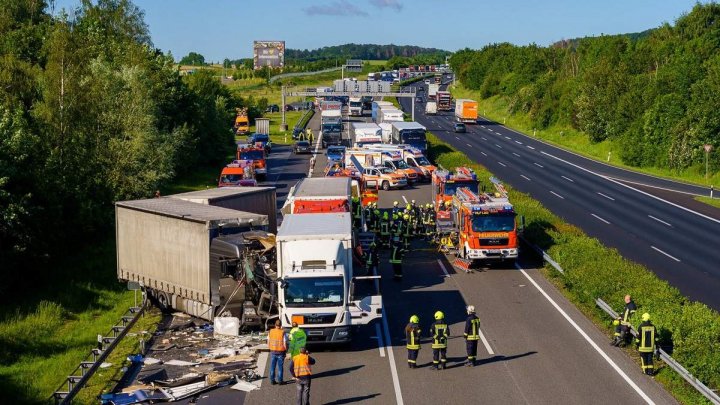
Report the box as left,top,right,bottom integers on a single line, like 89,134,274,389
290,347,316,405
267,320,289,385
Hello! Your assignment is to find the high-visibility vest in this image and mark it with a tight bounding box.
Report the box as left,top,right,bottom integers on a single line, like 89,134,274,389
389,247,403,264
406,325,421,350
432,322,448,349
380,220,390,235
268,328,286,352
621,303,636,326
289,327,307,356
293,353,312,377
465,316,480,341
638,322,656,353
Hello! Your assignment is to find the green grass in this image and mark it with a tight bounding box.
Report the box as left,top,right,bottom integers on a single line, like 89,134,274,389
449,83,720,189
696,196,720,209
425,131,720,405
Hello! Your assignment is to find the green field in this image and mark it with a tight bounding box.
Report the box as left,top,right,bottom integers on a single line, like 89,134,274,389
696,195,720,209
450,83,720,189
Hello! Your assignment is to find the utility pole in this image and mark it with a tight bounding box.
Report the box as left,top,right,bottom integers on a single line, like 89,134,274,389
704,144,713,180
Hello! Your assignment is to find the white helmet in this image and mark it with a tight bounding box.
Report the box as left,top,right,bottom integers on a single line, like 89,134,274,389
467,305,475,314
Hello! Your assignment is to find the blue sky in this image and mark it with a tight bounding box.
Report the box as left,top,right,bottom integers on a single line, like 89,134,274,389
52,0,704,62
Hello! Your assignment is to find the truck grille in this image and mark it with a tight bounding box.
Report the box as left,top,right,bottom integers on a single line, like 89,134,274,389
303,313,337,324
479,238,508,246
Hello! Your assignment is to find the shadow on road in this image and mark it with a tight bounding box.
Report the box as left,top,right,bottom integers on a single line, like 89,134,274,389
323,393,381,404
477,351,538,366
313,364,365,379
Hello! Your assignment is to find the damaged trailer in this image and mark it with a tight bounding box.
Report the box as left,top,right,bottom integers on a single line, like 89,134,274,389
116,198,278,323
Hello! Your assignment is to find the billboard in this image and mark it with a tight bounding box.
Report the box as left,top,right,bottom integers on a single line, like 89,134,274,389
253,41,285,70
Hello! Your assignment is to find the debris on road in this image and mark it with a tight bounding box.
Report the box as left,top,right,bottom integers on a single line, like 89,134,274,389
105,313,268,403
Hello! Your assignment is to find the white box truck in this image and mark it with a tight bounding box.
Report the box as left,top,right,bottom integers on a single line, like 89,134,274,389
378,108,404,124
425,101,437,115
276,213,382,343
350,122,382,147
349,97,363,116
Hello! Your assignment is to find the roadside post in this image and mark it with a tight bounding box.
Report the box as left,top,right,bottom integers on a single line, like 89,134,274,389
704,144,712,180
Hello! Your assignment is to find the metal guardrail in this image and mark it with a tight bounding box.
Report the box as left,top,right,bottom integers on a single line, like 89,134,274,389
595,298,720,405
52,289,148,404
293,108,315,134
518,235,565,274
269,67,342,83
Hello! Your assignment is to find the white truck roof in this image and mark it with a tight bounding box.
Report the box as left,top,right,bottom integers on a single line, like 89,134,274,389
351,122,381,129
293,177,351,199
391,121,426,131
116,198,268,227
278,213,352,241
171,186,275,202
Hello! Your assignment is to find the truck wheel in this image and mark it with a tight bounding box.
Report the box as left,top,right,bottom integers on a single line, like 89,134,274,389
382,181,390,191
155,291,171,312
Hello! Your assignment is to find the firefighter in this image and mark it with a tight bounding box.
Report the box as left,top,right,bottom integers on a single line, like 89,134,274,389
307,129,314,143
402,214,412,249
431,311,449,370
405,315,421,368
611,295,637,347
392,201,401,216
464,305,481,367
392,214,404,243
389,237,405,280
380,211,391,247
371,209,381,234
365,241,378,276
351,197,362,228
425,203,436,240
636,313,659,376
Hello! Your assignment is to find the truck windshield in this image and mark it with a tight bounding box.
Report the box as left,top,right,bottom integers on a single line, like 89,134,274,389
323,124,342,133
395,160,410,169
350,102,362,107
220,174,243,183
240,150,264,160
471,213,516,232
443,181,479,196
284,276,344,307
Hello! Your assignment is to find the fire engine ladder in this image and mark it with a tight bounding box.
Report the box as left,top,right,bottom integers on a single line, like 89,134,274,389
490,176,508,198
455,187,481,204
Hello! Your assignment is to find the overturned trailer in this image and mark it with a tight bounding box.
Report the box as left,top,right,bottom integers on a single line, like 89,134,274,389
116,198,277,323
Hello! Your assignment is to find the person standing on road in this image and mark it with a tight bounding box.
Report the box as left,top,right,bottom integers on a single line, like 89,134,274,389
405,315,422,368
611,295,637,347
389,238,406,281
268,320,289,385
464,305,481,367
431,311,449,370
290,347,316,405
365,241,379,275
636,313,659,376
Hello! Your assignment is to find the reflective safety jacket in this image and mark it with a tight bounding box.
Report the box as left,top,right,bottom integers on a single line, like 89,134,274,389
288,327,307,357
406,323,421,350
464,314,480,341
637,320,657,353
621,300,637,326
431,321,449,349
268,328,287,353
292,353,313,378
389,246,404,264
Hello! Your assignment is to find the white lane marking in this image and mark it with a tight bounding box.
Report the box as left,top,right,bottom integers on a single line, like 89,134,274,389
437,258,450,277
607,177,704,197
467,143,473,148
550,191,565,199
515,140,523,145
481,152,487,156
648,215,672,227
381,308,404,405
402,195,408,204
561,175,574,183
650,246,681,262
481,137,487,140
527,145,535,150
455,136,460,140
495,144,502,149
375,324,386,357
542,151,720,225
597,192,615,201
498,162,507,167
481,125,486,128
512,152,521,157
515,263,656,405
505,136,511,140
520,175,531,181
255,352,268,388
534,162,544,168
592,214,611,224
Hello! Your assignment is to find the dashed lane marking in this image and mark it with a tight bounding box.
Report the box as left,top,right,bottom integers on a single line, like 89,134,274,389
651,246,681,262
592,214,611,224
597,192,615,201
550,191,564,199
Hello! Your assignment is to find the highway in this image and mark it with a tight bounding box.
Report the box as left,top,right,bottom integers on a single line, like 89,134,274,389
399,82,720,311
238,109,678,405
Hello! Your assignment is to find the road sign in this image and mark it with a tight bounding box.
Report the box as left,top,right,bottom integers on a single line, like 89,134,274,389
704,144,713,152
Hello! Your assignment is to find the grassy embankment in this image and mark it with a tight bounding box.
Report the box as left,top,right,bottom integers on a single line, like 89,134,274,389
449,83,720,197
425,131,719,405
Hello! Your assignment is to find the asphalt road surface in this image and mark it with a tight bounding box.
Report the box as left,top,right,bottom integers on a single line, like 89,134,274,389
241,112,677,405
400,82,720,311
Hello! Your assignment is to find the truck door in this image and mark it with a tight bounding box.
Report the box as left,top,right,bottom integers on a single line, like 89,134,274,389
349,275,383,326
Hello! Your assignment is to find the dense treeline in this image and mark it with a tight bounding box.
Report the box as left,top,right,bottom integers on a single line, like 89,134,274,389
450,3,720,172
286,43,450,62
0,0,250,297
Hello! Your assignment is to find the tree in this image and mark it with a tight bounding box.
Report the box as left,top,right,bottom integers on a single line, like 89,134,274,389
179,51,206,66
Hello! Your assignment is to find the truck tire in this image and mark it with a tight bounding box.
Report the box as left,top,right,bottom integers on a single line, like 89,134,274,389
382,181,390,191
153,291,171,312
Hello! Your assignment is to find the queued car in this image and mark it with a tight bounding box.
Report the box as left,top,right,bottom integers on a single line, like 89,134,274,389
293,140,312,154
453,122,466,133
265,104,280,113
248,133,272,153
326,145,346,162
